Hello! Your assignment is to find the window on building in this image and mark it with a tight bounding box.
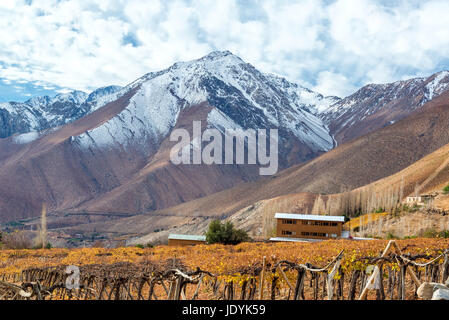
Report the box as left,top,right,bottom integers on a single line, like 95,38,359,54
282,219,297,225
282,230,295,236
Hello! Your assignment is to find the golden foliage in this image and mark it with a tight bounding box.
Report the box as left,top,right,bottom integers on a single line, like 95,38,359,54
1,239,448,283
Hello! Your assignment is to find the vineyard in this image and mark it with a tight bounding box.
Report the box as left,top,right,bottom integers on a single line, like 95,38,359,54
0,239,448,300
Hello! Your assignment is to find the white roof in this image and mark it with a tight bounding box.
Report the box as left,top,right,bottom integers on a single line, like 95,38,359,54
274,213,345,222
168,234,206,241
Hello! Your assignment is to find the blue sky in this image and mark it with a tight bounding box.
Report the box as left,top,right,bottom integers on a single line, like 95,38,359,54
1,0,449,102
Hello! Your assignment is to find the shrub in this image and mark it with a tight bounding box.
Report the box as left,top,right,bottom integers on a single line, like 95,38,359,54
205,220,250,245
438,230,449,238
386,232,398,240
443,184,449,194
2,231,32,249
33,238,51,249
135,243,154,249
423,228,438,238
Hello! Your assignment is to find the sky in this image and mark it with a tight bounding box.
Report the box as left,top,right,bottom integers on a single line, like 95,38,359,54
1,0,449,102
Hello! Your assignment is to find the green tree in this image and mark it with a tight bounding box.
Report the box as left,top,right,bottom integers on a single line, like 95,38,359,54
443,184,449,194
205,220,250,245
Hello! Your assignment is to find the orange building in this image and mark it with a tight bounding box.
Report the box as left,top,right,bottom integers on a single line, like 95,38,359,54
168,234,207,246
270,213,346,242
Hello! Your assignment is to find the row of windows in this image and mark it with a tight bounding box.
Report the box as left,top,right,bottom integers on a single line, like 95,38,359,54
281,219,339,226
281,230,339,238
282,219,297,225
301,232,338,238
301,221,339,227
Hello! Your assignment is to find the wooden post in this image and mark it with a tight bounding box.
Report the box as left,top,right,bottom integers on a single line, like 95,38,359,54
270,276,278,300
348,270,360,300
192,275,204,300
174,278,183,300
327,258,341,300
359,241,394,300
359,240,421,300
240,280,247,300
391,241,421,287
442,254,449,284
400,265,406,300
168,280,175,300
259,256,266,300
277,266,294,293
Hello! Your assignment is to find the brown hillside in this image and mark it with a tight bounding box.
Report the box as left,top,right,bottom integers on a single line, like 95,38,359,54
0,88,140,221
69,91,449,241
0,101,263,223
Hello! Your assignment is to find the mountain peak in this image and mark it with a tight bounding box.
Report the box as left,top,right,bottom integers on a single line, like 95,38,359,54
25,90,88,107
86,85,123,103
178,50,243,68
202,50,236,59
53,90,88,104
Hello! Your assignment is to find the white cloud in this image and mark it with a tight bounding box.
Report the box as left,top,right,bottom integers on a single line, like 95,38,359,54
314,71,356,97
0,0,449,98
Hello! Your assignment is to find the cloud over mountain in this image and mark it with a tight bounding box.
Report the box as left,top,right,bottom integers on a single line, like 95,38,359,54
1,0,449,99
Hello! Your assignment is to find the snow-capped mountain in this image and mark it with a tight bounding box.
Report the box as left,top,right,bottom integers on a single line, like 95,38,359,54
264,73,340,114
72,51,337,166
2,51,449,159
319,70,449,144
0,86,123,139
2,50,449,229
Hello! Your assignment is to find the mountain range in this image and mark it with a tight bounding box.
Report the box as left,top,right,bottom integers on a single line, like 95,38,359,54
0,51,448,245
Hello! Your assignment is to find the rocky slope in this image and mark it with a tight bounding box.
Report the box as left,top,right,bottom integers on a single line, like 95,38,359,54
320,71,449,144
2,51,449,243
0,51,339,222
72,51,338,168
98,91,449,244
0,86,123,139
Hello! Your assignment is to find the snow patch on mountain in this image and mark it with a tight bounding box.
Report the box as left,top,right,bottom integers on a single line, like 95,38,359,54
264,73,340,114
74,82,184,151
207,108,242,133
73,51,336,155
425,71,449,101
320,70,449,127
0,86,124,139
12,131,39,144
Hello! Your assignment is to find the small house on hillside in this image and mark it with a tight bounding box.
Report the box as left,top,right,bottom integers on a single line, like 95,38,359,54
405,194,437,206
270,213,346,242
168,234,206,246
